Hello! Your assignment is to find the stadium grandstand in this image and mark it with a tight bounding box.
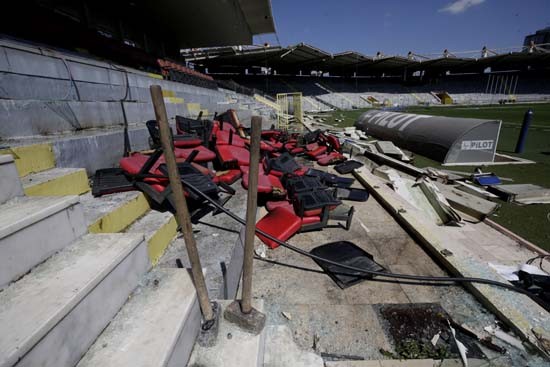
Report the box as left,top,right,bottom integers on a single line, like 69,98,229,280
183,41,550,111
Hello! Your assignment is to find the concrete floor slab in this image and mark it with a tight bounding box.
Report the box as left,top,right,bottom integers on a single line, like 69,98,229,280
264,325,324,367
187,300,265,367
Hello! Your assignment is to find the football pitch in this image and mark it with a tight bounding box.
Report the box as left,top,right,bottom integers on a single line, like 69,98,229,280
327,103,550,251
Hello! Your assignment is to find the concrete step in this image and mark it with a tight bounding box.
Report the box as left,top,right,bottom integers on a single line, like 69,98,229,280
0,195,86,288
0,233,148,367
21,167,90,196
0,155,23,205
81,191,150,234
77,268,200,367
126,210,177,266
187,300,266,367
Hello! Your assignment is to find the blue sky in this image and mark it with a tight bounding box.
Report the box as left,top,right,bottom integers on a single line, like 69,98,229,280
255,0,550,56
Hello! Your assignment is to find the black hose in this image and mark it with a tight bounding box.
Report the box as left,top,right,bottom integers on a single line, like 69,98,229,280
179,178,543,301
254,256,456,287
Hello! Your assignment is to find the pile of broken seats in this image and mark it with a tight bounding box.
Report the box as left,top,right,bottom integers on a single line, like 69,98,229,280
96,110,361,243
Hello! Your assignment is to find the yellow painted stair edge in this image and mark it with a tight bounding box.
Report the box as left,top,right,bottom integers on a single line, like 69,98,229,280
88,192,150,234
0,143,55,177
147,215,178,266
24,169,90,196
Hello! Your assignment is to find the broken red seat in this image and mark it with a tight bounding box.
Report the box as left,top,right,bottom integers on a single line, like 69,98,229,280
290,147,305,155
241,172,284,194
220,122,236,132
306,142,319,151
261,130,281,139
216,169,242,185
173,136,203,148
266,200,293,212
215,130,246,147
316,152,346,166
268,140,284,150
215,145,250,167
258,141,277,152
325,135,341,151
240,164,265,175
120,153,208,175
211,121,221,136
301,216,321,225
306,145,327,158
173,146,216,163
284,142,297,151
120,153,153,174
256,207,302,249
120,154,168,192
294,167,309,176
119,153,216,193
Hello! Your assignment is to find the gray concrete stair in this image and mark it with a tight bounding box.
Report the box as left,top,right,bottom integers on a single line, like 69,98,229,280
0,233,148,367
0,155,23,205
77,268,200,367
0,195,86,288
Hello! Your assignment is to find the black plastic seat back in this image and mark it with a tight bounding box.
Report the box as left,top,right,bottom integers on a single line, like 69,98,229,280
175,115,211,145
265,153,300,174
157,164,218,200
305,168,354,188
293,189,341,215
284,176,325,197
310,241,385,288
334,160,364,175
146,120,161,147
92,168,135,197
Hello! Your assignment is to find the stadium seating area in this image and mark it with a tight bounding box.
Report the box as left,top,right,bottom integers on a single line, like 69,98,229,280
216,72,550,111
157,59,218,90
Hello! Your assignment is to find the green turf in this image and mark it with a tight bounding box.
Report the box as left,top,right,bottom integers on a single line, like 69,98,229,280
326,103,550,251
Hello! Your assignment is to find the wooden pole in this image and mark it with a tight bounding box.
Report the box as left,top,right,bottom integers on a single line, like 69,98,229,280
240,116,262,314
149,85,214,322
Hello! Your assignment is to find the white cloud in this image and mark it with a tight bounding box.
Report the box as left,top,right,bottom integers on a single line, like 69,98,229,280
439,0,486,14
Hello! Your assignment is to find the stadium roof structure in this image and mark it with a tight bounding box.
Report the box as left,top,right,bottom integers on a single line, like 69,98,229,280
183,43,550,75
144,0,276,47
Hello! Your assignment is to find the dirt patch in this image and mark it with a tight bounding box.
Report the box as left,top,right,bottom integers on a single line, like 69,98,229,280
378,303,485,360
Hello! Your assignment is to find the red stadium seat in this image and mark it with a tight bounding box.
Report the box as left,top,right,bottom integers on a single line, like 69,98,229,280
215,130,246,147
241,172,283,193
316,152,346,166
301,216,321,225
266,200,293,212
173,137,203,148
306,145,327,158
174,146,216,162
256,207,302,249
216,169,242,185
216,145,251,167
326,135,341,151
